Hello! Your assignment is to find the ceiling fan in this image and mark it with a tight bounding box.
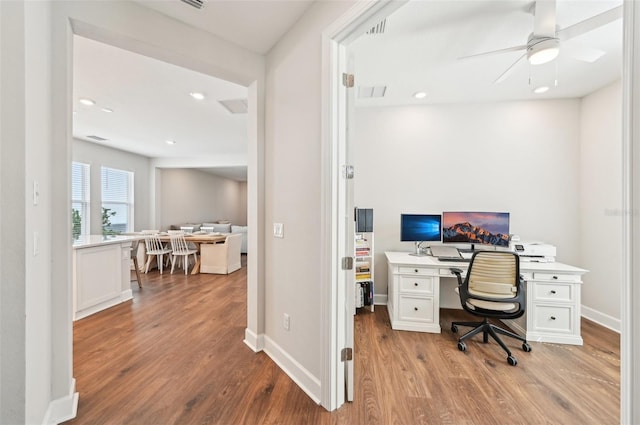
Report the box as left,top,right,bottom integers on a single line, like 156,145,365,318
460,0,622,86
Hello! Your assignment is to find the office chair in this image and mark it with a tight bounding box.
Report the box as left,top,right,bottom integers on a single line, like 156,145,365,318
450,251,531,366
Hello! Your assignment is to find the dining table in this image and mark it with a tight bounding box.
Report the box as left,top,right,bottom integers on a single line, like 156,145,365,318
132,232,227,275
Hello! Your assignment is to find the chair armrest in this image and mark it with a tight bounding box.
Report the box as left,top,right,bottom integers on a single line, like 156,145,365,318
450,267,464,285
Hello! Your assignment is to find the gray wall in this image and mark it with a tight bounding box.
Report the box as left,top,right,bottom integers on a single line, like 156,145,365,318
158,168,247,229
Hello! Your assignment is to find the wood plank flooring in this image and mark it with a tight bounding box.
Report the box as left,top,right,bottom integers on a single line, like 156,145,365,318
66,261,619,424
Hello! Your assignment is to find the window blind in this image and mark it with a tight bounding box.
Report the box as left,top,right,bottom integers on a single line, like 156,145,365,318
101,166,134,234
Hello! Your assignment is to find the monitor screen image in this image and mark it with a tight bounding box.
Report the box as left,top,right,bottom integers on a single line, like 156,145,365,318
400,214,442,242
442,211,510,247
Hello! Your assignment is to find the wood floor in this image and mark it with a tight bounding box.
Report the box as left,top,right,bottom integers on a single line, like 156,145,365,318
66,261,619,425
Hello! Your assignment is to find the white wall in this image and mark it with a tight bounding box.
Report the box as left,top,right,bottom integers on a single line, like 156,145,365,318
354,99,582,299
265,0,356,400
580,80,622,329
158,168,246,229
73,138,152,234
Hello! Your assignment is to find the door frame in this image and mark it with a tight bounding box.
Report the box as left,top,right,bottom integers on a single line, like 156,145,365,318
321,0,640,420
320,0,406,411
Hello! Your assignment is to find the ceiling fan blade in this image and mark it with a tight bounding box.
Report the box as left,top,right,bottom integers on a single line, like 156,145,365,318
494,53,527,84
557,5,622,42
458,44,527,60
533,0,557,37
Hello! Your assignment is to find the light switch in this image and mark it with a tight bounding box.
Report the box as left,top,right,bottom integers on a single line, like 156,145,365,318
273,223,284,238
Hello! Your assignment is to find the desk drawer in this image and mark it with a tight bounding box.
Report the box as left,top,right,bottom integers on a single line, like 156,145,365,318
398,266,436,276
532,305,574,333
533,272,581,283
532,282,574,303
398,296,434,323
399,275,434,294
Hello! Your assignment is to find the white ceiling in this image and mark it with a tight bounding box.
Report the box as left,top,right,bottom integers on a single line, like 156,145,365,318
72,0,623,182
352,0,623,106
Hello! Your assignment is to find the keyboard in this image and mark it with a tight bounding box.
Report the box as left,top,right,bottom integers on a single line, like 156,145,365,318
437,256,470,263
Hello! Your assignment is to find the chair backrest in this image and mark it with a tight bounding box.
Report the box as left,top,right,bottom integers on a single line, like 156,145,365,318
467,251,519,299
145,234,166,253
169,233,190,254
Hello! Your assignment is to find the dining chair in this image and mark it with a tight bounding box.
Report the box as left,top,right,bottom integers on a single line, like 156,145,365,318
144,234,172,274
199,233,243,274
130,239,142,288
169,232,199,275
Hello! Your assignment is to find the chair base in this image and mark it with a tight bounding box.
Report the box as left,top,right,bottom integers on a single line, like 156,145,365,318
452,317,530,364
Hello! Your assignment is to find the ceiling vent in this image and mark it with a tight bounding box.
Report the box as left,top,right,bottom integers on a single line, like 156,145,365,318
366,19,386,35
218,98,248,114
86,135,108,142
358,86,387,98
180,0,206,9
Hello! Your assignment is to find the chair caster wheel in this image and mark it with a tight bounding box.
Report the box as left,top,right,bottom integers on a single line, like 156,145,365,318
522,343,532,352
451,324,458,333
457,341,466,352
507,355,518,366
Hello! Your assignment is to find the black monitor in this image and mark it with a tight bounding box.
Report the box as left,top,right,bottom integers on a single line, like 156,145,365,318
400,214,442,256
442,211,510,249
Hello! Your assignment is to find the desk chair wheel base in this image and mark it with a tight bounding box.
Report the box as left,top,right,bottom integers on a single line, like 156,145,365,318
457,341,466,352
507,355,518,366
451,324,459,333
522,342,532,352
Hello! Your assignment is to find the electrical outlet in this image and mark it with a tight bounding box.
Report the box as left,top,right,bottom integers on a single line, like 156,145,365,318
283,313,290,331
273,222,284,238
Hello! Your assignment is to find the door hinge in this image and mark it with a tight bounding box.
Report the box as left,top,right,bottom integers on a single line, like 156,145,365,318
342,256,353,270
342,73,354,88
342,165,354,179
341,347,353,361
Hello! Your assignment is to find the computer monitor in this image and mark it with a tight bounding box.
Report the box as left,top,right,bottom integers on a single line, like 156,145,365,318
442,211,510,248
400,213,442,256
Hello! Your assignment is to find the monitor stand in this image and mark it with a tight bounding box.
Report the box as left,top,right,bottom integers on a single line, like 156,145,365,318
459,243,476,253
409,241,428,256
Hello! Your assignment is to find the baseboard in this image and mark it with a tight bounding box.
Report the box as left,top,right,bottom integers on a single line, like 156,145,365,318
42,379,78,425
74,290,133,321
582,305,621,333
262,336,321,404
244,328,264,352
373,293,387,306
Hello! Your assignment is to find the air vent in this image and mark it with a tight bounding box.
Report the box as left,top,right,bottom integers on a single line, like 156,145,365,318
218,98,248,114
86,135,108,142
366,19,386,35
358,86,387,98
180,0,206,9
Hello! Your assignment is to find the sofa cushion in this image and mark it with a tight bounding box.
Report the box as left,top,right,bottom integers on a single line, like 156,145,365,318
211,223,231,233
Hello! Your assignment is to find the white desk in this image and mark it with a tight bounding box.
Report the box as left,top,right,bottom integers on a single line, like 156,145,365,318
385,251,588,345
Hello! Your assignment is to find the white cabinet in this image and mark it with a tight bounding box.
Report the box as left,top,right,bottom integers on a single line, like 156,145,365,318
387,264,440,333
518,272,583,345
355,232,374,312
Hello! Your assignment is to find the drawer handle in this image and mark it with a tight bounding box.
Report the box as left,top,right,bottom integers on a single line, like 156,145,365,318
414,269,419,273
414,307,419,311
550,316,556,320
550,290,556,294
414,282,419,287
552,276,558,280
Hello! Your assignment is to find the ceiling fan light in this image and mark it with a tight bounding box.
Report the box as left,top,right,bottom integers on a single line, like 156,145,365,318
527,38,560,65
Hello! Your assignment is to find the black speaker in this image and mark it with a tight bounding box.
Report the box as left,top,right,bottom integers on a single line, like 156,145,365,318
356,208,373,232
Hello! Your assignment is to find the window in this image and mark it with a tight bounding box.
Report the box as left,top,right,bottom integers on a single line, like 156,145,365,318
101,166,134,234
72,162,90,239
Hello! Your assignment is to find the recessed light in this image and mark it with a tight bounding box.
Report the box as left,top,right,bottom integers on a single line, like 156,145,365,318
79,98,95,106
413,91,427,99
101,108,113,113
166,140,176,145
190,92,205,100
533,86,549,94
